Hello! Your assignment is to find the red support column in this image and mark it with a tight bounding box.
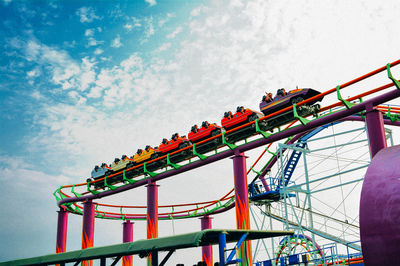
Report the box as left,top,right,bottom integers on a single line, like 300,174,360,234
365,106,387,158
232,150,252,266
56,207,68,253
122,220,133,266
147,181,159,266
200,215,213,266
82,200,95,266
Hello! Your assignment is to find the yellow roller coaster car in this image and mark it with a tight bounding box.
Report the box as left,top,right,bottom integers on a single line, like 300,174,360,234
133,145,159,163
110,155,130,171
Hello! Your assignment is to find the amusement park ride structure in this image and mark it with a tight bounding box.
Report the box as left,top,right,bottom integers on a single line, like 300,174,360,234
2,61,400,266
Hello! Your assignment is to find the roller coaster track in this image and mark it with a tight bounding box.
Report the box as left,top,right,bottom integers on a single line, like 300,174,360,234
54,60,400,224
60,114,399,221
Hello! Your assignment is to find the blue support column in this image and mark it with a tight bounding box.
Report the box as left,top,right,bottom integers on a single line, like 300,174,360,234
219,233,226,266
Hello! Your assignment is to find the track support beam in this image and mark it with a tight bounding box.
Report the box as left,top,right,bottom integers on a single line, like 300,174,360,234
365,106,387,158
56,207,68,254
232,150,252,266
200,215,213,266
147,181,159,266
122,220,133,266
82,200,95,266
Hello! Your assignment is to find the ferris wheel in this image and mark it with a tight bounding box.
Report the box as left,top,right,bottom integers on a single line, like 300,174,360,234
249,118,394,265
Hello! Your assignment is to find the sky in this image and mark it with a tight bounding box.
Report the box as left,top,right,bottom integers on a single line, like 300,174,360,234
1,0,400,265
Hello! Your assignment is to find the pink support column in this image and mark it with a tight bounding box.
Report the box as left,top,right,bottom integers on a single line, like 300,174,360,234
82,200,95,266
200,215,213,266
365,106,387,158
232,150,252,266
122,220,133,266
56,207,68,253
147,181,159,266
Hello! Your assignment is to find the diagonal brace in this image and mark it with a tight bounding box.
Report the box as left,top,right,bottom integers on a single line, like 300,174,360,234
336,85,355,109
293,103,310,125
387,63,400,90
167,153,182,169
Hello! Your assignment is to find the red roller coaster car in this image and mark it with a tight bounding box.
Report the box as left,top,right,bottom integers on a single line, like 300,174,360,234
221,106,266,142
221,106,263,129
188,121,223,143
188,121,223,154
158,133,191,154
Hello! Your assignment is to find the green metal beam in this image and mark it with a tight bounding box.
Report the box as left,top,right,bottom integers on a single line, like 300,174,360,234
1,229,293,266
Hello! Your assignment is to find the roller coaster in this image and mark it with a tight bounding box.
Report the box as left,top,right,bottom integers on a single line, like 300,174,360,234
86,87,322,190
3,60,400,266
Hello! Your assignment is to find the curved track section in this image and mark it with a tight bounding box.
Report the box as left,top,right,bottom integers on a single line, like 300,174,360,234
57,115,400,222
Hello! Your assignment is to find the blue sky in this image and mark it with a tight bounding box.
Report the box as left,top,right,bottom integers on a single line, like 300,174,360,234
1,0,400,265
0,0,201,172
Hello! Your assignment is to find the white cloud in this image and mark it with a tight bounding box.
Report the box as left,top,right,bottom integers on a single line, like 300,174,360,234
68,90,87,104
124,23,133,31
159,13,175,27
141,16,155,43
87,37,104,47
132,17,142,27
190,6,203,17
85,29,94,37
145,0,156,7
156,42,171,52
20,38,104,101
94,48,103,55
87,85,103,98
76,6,101,23
63,40,76,48
0,155,71,193
78,57,96,91
31,90,44,100
25,40,41,61
24,41,82,91
111,34,122,48
167,26,182,39
26,68,40,78
49,1,57,9
84,28,104,47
